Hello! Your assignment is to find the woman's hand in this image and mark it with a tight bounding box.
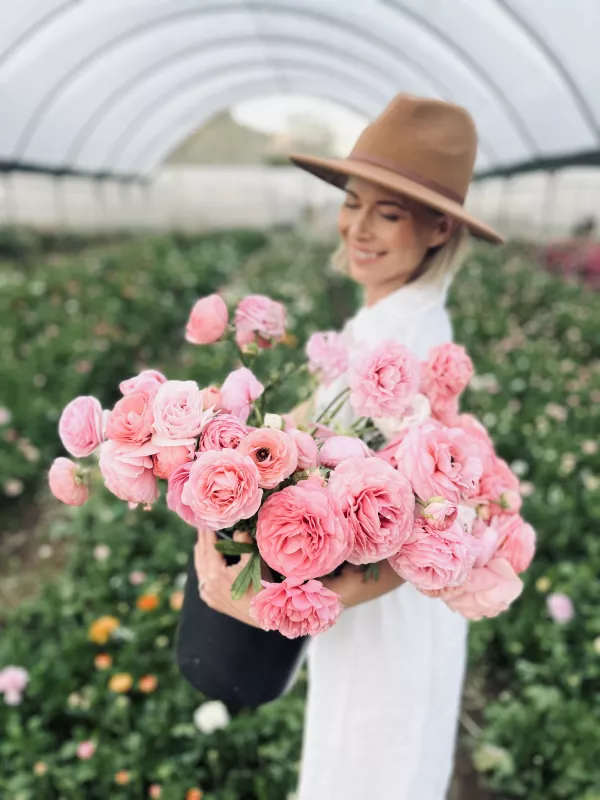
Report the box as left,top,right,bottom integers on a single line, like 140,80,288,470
320,560,405,609
194,528,262,628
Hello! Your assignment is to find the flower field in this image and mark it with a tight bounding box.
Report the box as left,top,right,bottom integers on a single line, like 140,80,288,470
1,229,599,799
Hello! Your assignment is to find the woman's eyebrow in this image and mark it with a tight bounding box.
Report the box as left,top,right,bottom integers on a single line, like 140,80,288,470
376,199,408,209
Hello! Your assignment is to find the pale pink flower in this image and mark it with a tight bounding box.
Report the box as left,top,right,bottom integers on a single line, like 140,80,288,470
288,428,318,470
58,396,104,458
106,391,154,447
470,518,500,568
494,514,535,574
445,557,523,620
349,341,420,419
421,497,458,530
546,592,574,624
149,786,162,799
152,444,195,479
181,449,263,529
93,544,111,561
0,407,11,425
256,479,350,580
237,428,298,489
0,666,29,705
220,368,264,422
306,331,348,387
151,381,211,446
376,430,411,469
99,441,159,505
185,295,228,345
129,570,147,586
77,740,96,760
48,457,89,506
249,578,342,638
373,393,432,441
119,370,166,396
476,455,521,511
166,462,201,527
328,457,415,564
420,343,473,420
201,386,223,411
199,414,248,452
234,294,286,349
318,435,371,469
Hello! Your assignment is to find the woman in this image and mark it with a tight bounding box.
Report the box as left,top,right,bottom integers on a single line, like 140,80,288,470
195,93,504,799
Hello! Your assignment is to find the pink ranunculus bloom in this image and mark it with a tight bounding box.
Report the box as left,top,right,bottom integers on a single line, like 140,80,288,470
151,380,212,447
328,457,415,564
220,368,264,423
152,443,195,479
288,428,318,470
48,457,89,506
311,422,336,442
99,441,159,505
58,396,104,458
348,340,421,419
420,342,473,414
469,517,500,568
237,428,298,489
257,479,351,580
421,497,458,531
199,414,248,452
318,435,371,469
546,592,574,624
185,294,229,345
493,514,536,574
234,294,286,349
249,577,342,638
166,462,201,527
77,740,96,760
372,393,432,442
201,386,223,411
395,422,483,504
306,331,348,387
445,557,523,620
181,449,263,529
119,369,167,396
475,455,521,511
0,665,29,705
376,429,411,469
389,517,475,592
105,391,154,447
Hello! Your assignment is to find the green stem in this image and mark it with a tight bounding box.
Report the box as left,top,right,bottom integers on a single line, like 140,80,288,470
314,387,351,426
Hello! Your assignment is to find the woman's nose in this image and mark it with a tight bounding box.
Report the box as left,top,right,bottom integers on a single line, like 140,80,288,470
351,208,373,239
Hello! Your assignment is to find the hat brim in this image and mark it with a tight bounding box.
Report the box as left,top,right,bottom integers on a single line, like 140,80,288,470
289,153,504,245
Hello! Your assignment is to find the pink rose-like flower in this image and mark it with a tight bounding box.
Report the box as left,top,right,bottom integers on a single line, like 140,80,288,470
220,368,264,423
48,457,89,506
288,428,318,470
494,514,535,574
421,497,458,530
77,740,96,760
328,457,415,564
106,391,154,447
129,570,147,585
181,449,262,529
306,331,348,387
547,592,574,624
237,428,298,489
151,380,212,446
234,294,286,349
199,414,248,452
99,441,159,505
349,341,421,419
249,578,342,638
389,517,474,592
470,517,500,568
166,462,201,527
377,430,411,469
396,422,483,504
119,370,166,396
185,294,229,345
0,666,29,705
201,386,223,411
421,343,474,418
318,435,371,469
257,480,350,580
152,443,195,479
373,393,432,441
445,557,523,620
59,396,104,458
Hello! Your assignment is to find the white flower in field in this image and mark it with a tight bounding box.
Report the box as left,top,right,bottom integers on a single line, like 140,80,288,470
0,407,11,425
264,413,284,430
112,626,135,642
473,743,513,774
174,572,188,589
4,479,24,497
93,544,111,561
38,545,54,560
193,700,230,734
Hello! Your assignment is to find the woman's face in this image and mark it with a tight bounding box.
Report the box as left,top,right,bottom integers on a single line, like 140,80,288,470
338,177,456,297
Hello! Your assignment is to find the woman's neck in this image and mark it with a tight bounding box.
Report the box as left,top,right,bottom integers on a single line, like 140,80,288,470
364,276,410,308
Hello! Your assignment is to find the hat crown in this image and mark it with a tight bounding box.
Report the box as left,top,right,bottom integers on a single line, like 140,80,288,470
350,93,477,201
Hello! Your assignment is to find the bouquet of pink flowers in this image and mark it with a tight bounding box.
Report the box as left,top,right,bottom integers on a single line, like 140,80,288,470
49,292,535,639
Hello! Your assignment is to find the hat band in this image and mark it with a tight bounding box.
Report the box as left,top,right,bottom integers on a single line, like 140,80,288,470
348,152,465,205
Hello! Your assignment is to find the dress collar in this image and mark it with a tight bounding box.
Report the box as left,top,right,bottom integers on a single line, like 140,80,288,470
350,277,450,335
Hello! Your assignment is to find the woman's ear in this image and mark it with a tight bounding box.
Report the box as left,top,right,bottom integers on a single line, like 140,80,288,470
429,215,458,248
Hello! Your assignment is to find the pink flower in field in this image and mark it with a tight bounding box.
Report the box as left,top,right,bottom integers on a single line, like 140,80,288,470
152,444,195,479
220,368,264,422
237,428,298,489
185,294,229,345
48,457,89,506
445,557,523,620
0,666,29,705
249,578,342,638
151,380,212,446
420,343,473,420
181,449,262,529
389,517,474,592
77,740,96,760
201,386,223,411
166,462,201,527
328,457,415,564
257,479,350,580
199,414,248,452
129,570,147,586
494,514,535,574
149,786,162,799
59,396,104,457
318,435,371,469
288,428,318,470
234,294,286,349
349,341,420,419
306,331,348,387
119,370,166,396
395,422,483,504
106,391,154,447
99,441,159,505
421,497,458,531
546,592,574,624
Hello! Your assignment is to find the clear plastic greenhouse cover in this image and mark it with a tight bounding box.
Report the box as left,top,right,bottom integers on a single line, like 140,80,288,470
0,0,599,179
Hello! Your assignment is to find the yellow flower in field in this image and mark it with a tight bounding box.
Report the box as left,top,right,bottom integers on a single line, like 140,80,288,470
88,616,120,645
115,771,130,785
170,590,184,611
94,653,112,670
593,637,600,655
186,790,204,800
136,593,160,612
281,333,298,348
535,577,551,593
108,673,133,693
138,675,158,693
33,762,48,776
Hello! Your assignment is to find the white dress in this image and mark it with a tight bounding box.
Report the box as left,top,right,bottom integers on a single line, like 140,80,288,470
297,279,468,800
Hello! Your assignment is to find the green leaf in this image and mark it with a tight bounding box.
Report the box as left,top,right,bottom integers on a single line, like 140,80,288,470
230,553,258,601
251,552,263,593
214,540,257,556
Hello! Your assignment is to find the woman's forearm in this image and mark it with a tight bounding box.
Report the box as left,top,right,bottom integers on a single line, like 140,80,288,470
321,560,405,609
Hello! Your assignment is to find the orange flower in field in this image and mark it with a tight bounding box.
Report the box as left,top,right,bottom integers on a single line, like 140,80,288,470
108,673,133,693
94,653,112,670
136,593,159,611
186,790,203,800
88,616,120,644
138,674,158,693
115,771,130,785
170,590,184,611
